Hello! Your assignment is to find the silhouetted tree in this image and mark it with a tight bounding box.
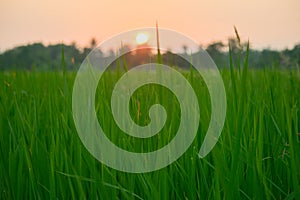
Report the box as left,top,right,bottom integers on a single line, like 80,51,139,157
90,38,97,49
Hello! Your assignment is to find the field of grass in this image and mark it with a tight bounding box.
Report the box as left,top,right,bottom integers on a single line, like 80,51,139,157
0,65,300,199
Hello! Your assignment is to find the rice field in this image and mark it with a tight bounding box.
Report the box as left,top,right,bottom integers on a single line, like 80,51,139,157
0,64,300,199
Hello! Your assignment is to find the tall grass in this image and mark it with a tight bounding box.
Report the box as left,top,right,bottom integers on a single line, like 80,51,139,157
0,63,299,198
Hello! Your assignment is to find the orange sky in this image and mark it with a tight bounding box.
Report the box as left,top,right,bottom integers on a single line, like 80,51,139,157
0,0,299,51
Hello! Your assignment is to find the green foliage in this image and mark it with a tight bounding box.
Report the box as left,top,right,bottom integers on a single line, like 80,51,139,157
0,65,299,199
0,43,86,70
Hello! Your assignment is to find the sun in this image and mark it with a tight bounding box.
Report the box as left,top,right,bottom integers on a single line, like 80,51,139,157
136,33,148,45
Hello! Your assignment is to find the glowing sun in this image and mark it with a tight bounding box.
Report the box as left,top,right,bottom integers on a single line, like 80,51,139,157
136,33,148,45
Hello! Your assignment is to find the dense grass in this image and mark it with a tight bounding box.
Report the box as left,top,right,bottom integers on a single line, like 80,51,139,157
0,66,300,199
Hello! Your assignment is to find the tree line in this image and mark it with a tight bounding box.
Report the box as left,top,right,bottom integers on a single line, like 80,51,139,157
0,38,299,70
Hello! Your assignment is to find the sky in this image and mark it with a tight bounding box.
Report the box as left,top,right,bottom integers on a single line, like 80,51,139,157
0,0,299,52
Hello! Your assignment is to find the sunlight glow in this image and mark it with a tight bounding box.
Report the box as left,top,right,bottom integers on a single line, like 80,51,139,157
136,33,148,45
